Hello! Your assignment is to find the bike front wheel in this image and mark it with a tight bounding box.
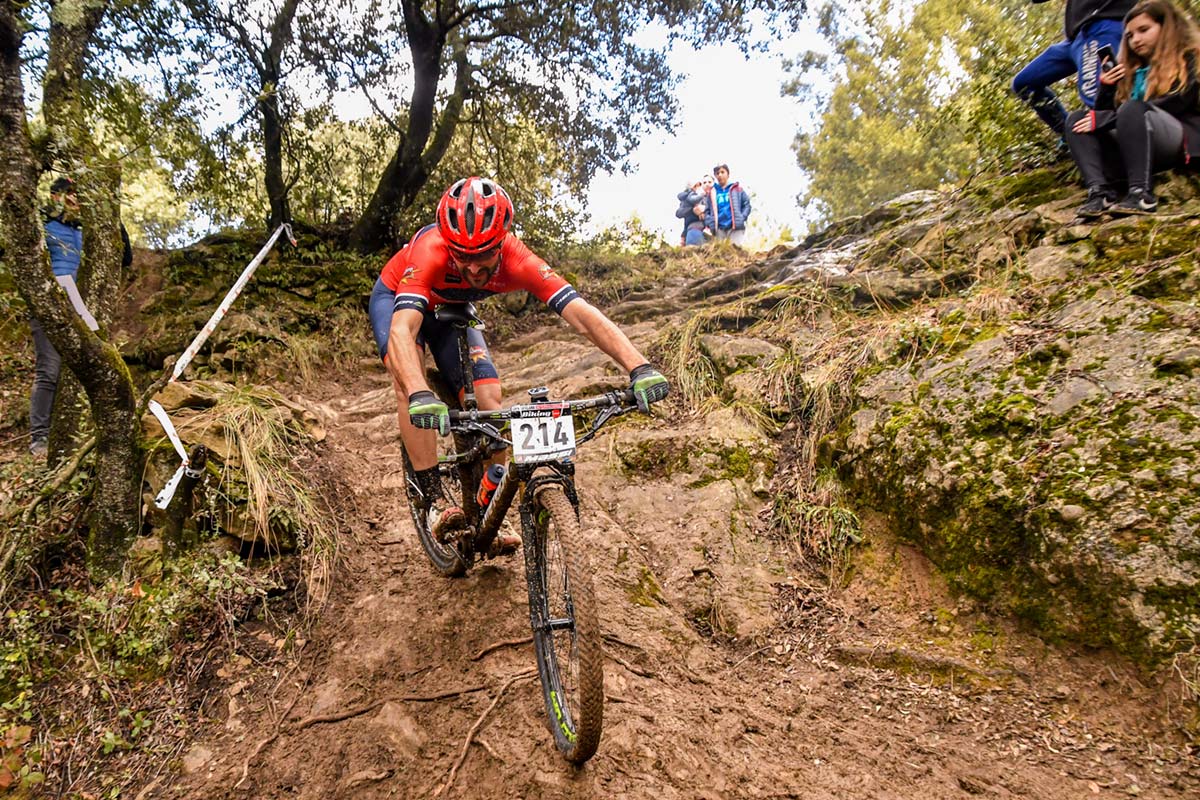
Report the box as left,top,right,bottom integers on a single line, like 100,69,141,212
526,486,603,763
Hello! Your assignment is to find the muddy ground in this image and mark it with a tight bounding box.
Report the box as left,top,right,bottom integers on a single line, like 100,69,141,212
150,315,1197,800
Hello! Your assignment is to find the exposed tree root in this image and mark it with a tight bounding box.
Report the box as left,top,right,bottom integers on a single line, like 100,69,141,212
471,636,532,661
607,650,654,678
434,669,537,797
289,684,490,730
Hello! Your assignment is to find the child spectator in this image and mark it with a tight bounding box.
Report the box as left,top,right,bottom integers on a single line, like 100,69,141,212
676,176,712,246
1065,0,1200,216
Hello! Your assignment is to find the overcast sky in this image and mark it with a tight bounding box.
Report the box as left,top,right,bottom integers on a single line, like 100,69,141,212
585,22,828,247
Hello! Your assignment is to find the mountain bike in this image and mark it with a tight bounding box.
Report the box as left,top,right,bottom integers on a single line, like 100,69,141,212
400,303,638,764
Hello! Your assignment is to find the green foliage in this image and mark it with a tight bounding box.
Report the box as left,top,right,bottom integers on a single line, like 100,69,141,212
790,0,1059,223
0,550,266,713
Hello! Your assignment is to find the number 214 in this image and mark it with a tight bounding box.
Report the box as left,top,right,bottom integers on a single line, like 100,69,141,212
520,420,569,448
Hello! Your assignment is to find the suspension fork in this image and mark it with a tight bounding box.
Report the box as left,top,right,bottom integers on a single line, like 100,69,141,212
519,466,580,632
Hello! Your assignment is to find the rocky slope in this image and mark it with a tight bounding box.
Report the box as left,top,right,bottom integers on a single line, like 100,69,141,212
628,168,1200,667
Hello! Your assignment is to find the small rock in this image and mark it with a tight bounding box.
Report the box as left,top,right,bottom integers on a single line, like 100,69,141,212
343,769,391,789
182,745,213,774
1131,469,1157,486
1025,246,1073,284
1058,505,1086,523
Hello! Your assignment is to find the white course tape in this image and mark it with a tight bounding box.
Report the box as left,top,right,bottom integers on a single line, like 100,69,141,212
153,223,295,508
149,400,190,510
171,223,294,382
156,465,188,511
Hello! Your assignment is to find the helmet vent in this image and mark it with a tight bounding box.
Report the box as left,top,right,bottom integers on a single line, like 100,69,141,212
482,207,495,230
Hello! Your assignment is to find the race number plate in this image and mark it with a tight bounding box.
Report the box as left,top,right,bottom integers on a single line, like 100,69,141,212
511,404,576,464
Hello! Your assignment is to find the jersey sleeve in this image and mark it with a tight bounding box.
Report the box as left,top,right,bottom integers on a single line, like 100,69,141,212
504,238,581,315
386,235,441,314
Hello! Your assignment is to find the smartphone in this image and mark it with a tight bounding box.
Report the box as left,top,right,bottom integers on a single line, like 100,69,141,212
1097,43,1116,70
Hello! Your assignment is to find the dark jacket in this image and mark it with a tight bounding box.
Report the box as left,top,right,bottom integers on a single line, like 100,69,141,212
676,188,706,232
1034,0,1137,41
1095,53,1200,165
704,182,751,231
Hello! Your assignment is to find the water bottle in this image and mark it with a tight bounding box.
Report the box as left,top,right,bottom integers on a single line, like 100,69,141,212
476,464,506,508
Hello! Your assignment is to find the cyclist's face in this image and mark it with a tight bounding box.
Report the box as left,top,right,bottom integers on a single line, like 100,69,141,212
451,246,502,287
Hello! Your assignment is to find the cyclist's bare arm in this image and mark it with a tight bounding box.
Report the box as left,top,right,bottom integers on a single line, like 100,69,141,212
387,308,429,396
561,300,648,372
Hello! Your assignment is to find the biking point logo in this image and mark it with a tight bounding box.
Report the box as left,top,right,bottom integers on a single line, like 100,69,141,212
518,403,570,418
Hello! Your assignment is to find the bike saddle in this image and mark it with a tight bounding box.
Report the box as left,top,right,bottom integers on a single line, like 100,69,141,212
434,303,484,329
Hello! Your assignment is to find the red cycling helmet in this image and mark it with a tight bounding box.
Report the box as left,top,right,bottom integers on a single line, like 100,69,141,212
436,177,514,255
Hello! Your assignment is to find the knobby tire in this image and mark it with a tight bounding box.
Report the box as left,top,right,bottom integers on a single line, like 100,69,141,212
528,486,603,763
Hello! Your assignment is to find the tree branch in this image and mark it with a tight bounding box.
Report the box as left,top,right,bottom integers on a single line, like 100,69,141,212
446,0,536,31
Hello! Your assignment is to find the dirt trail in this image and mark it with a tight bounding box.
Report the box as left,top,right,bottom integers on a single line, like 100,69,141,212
160,315,1197,800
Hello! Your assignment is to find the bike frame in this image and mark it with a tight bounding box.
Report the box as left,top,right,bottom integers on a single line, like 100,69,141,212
432,303,632,565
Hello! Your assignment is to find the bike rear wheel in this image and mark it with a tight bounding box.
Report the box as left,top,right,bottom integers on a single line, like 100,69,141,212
526,486,603,763
401,447,468,577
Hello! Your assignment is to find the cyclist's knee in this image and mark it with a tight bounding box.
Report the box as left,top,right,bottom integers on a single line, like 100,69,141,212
476,380,502,410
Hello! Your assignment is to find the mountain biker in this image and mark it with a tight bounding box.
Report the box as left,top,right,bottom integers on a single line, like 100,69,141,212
369,176,670,552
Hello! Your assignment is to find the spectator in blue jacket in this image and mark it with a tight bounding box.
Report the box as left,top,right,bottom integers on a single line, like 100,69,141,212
704,164,751,246
1013,0,1137,140
29,177,132,458
676,175,712,246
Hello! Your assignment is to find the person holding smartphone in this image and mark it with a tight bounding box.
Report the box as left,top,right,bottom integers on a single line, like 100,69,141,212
1065,0,1200,216
1013,1,1136,140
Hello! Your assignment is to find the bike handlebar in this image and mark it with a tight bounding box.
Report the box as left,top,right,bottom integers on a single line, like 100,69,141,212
448,388,636,423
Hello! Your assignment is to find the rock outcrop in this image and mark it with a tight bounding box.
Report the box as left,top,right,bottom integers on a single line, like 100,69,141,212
664,168,1200,663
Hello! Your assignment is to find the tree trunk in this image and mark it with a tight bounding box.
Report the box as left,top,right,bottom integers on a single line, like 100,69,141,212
349,1,458,253
1,0,142,579
261,81,290,229
260,0,299,230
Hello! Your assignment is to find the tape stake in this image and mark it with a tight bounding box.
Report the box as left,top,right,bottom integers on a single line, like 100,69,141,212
171,223,289,382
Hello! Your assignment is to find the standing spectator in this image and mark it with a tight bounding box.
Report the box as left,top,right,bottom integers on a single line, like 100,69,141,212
704,164,751,246
676,176,712,246
28,177,132,457
1013,1,1136,140
1065,0,1200,216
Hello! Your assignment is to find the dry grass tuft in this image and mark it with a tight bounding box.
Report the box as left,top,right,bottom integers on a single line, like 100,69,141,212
186,386,341,616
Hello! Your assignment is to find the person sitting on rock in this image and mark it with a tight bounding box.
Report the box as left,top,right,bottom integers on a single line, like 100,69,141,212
1014,1,1135,143
676,176,712,246
1066,0,1200,217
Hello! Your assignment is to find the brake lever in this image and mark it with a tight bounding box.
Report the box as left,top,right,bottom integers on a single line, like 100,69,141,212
576,404,637,445
450,420,511,446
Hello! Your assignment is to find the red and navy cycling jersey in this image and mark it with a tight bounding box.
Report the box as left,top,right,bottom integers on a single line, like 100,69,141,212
381,225,581,316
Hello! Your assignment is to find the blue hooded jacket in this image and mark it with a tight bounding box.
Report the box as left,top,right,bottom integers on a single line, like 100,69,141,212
44,216,83,279
704,182,751,231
